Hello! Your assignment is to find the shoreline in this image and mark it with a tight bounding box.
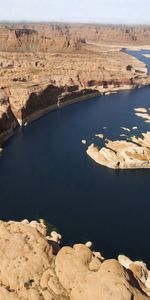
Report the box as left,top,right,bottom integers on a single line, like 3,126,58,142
22,92,100,125
0,119,17,145
0,83,149,147
15,47,150,127
125,45,150,51
1,47,150,146
17,84,149,127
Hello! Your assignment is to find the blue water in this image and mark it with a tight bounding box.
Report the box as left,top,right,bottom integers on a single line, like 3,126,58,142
0,50,150,264
127,49,150,75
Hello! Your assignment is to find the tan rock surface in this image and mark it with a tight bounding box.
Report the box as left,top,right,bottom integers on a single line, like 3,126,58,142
0,220,149,299
87,131,150,169
134,108,150,123
143,54,150,58
0,27,79,53
0,24,150,145
17,23,150,46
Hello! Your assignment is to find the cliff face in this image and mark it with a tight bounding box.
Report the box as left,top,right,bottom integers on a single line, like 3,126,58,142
67,24,150,45
0,89,17,144
0,24,150,145
0,27,79,52
0,219,149,300
22,23,150,45
1,24,150,53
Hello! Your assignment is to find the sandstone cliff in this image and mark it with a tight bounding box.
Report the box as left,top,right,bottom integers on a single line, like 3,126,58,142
0,24,150,145
0,219,150,300
0,27,80,52
1,23,150,53
22,23,150,46
0,89,17,144
67,24,150,45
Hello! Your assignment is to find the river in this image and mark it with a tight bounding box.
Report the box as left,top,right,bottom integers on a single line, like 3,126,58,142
0,49,150,264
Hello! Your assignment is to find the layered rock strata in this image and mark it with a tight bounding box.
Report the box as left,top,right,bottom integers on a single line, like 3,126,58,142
0,25,150,145
0,27,79,52
10,23,150,46
0,219,150,299
0,89,17,144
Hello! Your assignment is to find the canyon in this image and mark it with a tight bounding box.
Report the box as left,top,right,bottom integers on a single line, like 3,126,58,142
1,24,150,299
0,24,150,145
6,23,150,46
0,219,150,300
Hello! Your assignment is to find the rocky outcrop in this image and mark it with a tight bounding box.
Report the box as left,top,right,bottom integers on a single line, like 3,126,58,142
134,107,150,123
0,219,150,299
87,131,150,169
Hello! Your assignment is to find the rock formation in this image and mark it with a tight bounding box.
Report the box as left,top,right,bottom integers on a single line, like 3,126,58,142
13,23,150,46
143,54,150,58
0,89,17,144
0,27,80,52
0,219,150,299
0,24,150,145
87,131,150,169
66,24,150,45
134,107,150,123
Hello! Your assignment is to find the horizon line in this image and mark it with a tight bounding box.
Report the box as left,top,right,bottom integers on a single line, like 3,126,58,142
0,20,150,27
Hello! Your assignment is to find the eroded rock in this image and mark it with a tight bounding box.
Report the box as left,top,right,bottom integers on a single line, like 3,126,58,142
87,131,150,169
0,25,149,145
0,220,149,299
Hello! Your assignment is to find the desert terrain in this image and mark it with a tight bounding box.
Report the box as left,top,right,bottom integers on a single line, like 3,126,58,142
0,24,150,145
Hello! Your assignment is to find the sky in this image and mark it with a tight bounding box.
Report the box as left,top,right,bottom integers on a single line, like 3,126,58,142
0,0,150,24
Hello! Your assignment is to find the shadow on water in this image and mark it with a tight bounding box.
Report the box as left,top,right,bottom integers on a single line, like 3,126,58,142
0,50,150,265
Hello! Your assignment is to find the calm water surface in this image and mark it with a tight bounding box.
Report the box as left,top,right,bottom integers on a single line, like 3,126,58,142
0,50,150,264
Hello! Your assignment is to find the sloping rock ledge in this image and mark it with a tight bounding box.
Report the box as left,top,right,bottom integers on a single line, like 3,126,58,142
0,219,150,300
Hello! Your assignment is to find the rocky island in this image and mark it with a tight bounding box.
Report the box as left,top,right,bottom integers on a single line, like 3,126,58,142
86,105,150,169
0,219,150,300
0,24,150,145
87,131,150,169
